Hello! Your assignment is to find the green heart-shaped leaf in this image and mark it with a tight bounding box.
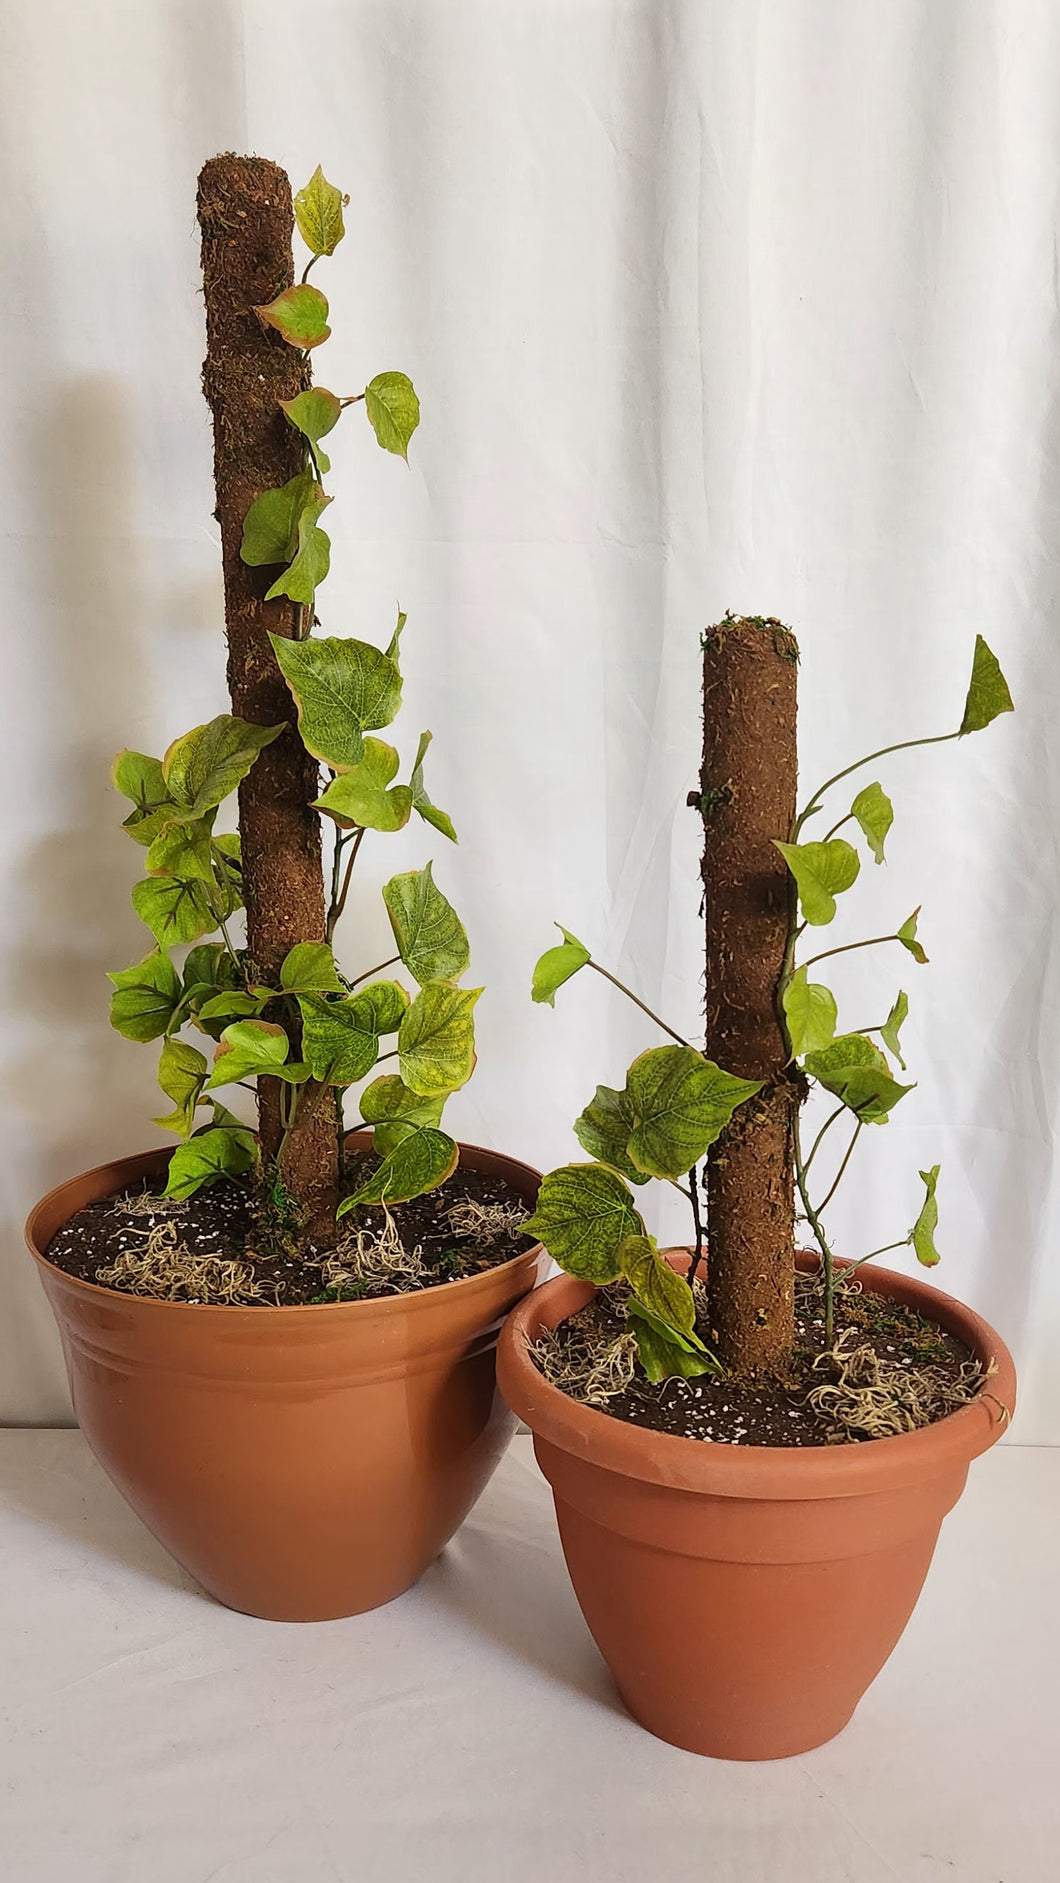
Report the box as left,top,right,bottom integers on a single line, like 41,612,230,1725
264,491,333,606
254,283,331,349
240,470,317,567
617,1234,698,1339
573,1082,649,1185
522,1163,643,1284
382,863,469,986
851,781,893,865
626,1303,719,1383
132,876,225,949
153,1038,209,1138
294,166,347,257
364,371,420,458
409,730,457,842
269,633,403,771
358,1073,446,1156
774,838,861,926
162,716,285,818
163,1125,257,1200
880,990,909,1068
338,1126,459,1212
204,1020,308,1091
782,966,838,1059
398,982,480,1097
625,1045,762,1180
279,942,345,995
280,387,342,474
897,908,929,964
911,1164,941,1266
108,950,182,1042
960,636,1014,735
531,925,591,1005
314,739,413,832
803,1034,914,1123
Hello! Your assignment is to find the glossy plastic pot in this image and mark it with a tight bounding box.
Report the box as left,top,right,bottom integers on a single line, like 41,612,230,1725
28,1135,544,1621
498,1253,1015,1760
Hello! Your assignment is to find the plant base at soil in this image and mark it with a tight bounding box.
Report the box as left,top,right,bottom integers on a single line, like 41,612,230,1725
532,1259,987,1447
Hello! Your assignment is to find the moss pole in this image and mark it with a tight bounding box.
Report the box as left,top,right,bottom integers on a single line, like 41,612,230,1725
699,616,799,1374
197,154,339,1234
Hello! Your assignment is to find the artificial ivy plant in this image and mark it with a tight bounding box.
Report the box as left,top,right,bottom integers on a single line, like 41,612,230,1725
525,615,1013,1383
107,158,477,1247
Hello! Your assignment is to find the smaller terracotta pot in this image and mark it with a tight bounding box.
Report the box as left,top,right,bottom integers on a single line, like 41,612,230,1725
498,1253,1016,1760
28,1135,544,1622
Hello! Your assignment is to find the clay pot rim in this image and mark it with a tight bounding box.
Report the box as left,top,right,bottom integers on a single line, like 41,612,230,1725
26,1137,543,1326
498,1252,1017,1501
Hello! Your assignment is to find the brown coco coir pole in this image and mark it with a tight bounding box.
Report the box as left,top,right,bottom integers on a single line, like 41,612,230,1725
197,154,339,1236
698,615,799,1374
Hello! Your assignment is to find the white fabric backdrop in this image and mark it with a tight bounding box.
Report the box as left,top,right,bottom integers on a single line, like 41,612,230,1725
1,0,1057,1437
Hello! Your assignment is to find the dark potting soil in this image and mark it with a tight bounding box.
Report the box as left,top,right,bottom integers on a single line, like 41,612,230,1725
44,1152,535,1307
533,1269,987,1448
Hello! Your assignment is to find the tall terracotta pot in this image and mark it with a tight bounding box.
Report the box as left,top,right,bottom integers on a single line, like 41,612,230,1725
498,1254,1015,1761
28,1134,543,1622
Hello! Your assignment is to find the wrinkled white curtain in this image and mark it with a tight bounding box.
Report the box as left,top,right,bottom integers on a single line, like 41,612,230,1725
1,0,1057,1436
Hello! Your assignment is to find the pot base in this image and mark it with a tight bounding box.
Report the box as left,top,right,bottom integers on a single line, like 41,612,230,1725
28,1137,544,1622
500,1256,1015,1760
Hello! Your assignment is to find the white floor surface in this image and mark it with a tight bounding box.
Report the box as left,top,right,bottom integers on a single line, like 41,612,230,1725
0,1432,1056,1882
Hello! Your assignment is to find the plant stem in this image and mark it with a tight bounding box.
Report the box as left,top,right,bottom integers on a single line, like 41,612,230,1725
587,961,695,1050
326,827,365,943
802,1104,846,1177
821,812,853,844
813,1119,863,1216
687,1166,706,1285
793,730,961,839
792,1104,838,1343
346,954,401,989
844,1237,911,1273
800,932,903,972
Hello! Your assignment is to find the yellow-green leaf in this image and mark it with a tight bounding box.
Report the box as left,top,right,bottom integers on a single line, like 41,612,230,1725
617,1234,697,1339
626,1304,718,1383
264,491,332,605
803,1033,914,1123
279,942,344,994
851,781,893,865
294,166,347,257
313,739,413,832
522,1162,643,1284
296,989,405,1085
153,1038,209,1138
783,966,838,1059
269,633,402,771
531,925,590,1005
880,990,909,1069
240,470,317,566
398,981,480,1096
163,1126,257,1199
280,387,342,474
625,1045,762,1180
382,863,469,985
959,636,1014,735
409,730,457,843
573,1082,649,1185
112,750,177,846
145,814,216,883
162,715,284,817
132,877,221,949
254,283,331,349
898,908,929,964
911,1164,941,1266
774,838,861,926
358,1074,445,1156
108,949,181,1042
204,1020,307,1091
364,371,420,458
338,1127,458,1212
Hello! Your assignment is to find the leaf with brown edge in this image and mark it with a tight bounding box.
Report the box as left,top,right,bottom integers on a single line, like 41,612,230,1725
254,283,331,349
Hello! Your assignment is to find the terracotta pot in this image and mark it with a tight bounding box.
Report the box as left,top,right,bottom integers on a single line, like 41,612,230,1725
27,1134,544,1622
498,1253,1016,1760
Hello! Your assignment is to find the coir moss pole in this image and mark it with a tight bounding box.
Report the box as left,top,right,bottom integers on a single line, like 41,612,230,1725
699,616,799,1374
197,154,339,1230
